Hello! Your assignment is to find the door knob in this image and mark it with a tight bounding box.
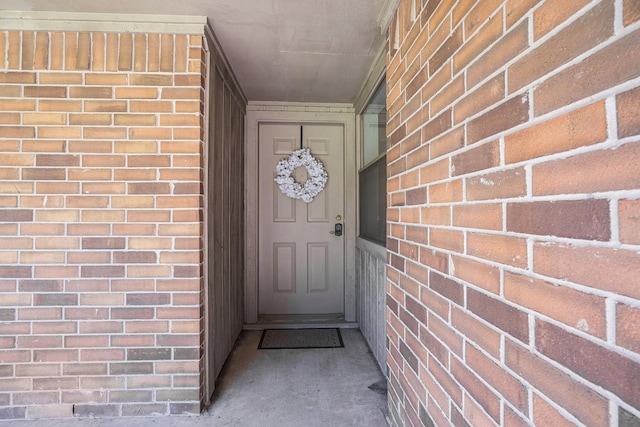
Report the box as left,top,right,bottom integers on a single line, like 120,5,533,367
332,223,343,237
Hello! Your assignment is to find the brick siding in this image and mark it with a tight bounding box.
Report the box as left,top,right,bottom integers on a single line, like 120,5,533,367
385,0,640,425
0,30,206,419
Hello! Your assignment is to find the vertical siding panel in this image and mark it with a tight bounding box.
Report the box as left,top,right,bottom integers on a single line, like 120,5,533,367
205,46,245,395
356,242,387,374
201,33,246,400
370,252,377,356
223,84,231,355
377,256,386,369
356,247,361,325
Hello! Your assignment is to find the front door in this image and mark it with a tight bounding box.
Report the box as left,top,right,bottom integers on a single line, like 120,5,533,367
258,123,345,315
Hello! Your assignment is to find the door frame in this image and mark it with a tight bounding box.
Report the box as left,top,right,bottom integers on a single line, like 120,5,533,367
245,102,357,324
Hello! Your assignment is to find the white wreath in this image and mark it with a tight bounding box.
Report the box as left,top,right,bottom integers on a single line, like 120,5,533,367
274,148,328,203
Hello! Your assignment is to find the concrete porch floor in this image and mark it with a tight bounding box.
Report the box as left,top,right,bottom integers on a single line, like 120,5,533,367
4,329,389,427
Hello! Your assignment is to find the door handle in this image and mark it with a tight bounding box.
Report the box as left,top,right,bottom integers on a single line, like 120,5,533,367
331,223,343,237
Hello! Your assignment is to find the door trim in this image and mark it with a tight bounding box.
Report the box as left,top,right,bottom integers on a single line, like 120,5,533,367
245,102,357,324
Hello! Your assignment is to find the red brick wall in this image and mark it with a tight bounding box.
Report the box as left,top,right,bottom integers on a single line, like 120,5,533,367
0,30,206,419
385,0,640,425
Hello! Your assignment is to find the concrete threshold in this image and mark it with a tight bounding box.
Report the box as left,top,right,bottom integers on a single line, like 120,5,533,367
245,313,360,330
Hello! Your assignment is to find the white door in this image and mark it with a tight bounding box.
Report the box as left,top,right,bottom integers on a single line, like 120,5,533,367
258,123,345,315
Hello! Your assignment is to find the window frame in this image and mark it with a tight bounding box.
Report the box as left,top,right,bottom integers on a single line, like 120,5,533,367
357,78,387,247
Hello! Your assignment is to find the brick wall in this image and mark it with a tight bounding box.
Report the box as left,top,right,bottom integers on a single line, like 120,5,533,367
0,30,206,419
385,0,640,425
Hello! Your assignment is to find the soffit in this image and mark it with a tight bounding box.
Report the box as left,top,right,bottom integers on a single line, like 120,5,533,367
0,0,389,103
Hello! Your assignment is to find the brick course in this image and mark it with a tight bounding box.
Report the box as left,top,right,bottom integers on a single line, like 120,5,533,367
386,0,640,426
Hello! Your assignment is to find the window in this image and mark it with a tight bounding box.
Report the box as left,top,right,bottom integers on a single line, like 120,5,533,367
359,80,387,246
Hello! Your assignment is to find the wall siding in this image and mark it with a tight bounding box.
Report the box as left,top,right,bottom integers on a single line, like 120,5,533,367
204,28,246,401
385,0,640,426
0,30,206,419
356,240,387,374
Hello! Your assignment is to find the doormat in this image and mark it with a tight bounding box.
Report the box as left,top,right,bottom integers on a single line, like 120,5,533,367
258,328,344,349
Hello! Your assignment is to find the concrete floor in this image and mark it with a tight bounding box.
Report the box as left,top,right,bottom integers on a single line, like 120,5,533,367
4,329,388,427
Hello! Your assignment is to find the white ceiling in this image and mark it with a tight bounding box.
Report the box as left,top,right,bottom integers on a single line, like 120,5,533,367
0,0,388,103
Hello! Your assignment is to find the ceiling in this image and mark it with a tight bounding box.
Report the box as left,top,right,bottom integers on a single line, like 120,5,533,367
0,0,388,103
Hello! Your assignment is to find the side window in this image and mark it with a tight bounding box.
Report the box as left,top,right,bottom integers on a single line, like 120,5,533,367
359,80,387,246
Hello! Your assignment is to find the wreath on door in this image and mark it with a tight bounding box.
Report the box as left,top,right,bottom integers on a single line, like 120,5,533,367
274,148,328,203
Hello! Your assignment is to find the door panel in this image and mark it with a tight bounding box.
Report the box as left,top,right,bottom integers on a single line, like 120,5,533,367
307,243,329,292
258,123,345,315
274,243,296,293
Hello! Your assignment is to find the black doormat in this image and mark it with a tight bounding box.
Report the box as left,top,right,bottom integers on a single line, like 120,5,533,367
258,328,344,349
